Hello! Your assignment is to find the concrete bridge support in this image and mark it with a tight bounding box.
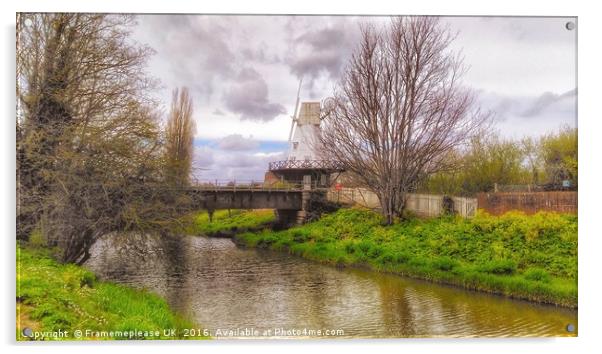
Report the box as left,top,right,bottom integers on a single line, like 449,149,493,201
274,175,313,226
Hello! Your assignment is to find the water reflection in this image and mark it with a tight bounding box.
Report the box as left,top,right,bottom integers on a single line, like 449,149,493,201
86,234,577,338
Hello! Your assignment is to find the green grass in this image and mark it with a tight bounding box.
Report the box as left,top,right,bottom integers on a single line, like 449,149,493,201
185,209,276,235
223,208,577,308
17,247,207,341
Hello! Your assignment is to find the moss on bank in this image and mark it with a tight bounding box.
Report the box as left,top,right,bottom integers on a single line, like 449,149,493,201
194,208,578,308
17,247,206,341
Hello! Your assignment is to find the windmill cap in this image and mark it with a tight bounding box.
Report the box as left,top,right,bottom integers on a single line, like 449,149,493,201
298,102,321,125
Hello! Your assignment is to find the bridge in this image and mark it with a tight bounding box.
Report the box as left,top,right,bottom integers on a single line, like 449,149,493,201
187,177,323,225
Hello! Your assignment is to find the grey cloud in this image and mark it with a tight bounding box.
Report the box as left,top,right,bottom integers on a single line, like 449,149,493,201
297,27,347,50
213,109,225,116
475,89,576,138
288,50,342,81
284,18,359,85
137,15,236,99
223,68,286,121
192,144,285,181
241,42,280,64
217,134,260,151
492,98,516,121
192,146,215,172
521,89,576,117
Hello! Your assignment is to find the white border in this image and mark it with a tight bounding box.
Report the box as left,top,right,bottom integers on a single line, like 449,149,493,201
3,1,601,353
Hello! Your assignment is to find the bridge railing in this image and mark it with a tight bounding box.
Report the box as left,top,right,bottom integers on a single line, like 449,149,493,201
189,179,306,192
268,160,345,171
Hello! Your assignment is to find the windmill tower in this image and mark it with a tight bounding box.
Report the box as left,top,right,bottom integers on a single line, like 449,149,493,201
288,101,321,162
266,80,344,188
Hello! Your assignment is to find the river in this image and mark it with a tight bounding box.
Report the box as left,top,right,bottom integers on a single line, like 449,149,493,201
85,233,577,338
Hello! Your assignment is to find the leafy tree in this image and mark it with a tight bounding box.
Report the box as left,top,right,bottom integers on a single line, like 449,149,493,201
420,127,578,195
540,126,577,187
164,87,196,187
422,133,530,195
520,136,543,185
16,14,191,264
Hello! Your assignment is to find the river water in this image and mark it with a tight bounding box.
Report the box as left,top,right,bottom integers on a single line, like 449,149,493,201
85,234,577,338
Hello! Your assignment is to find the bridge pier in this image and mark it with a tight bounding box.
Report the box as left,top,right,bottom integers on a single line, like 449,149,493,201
274,209,298,227
275,175,313,226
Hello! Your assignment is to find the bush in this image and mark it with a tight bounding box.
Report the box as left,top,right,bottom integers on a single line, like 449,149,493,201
478,259,517,275
366,244,384,258
394,252,411,264
432,257,458,271
524,268,552,283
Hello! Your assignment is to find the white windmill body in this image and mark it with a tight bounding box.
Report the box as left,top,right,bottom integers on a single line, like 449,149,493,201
287,101,321,163
266,80,344,189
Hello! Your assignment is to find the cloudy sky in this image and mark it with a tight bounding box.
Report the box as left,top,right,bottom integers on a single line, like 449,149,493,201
131,15,577,181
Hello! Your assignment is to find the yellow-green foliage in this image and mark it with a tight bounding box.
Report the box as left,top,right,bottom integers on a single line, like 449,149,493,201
17,247,203,341
540,126,578,186
186,209,275,235
231,208,577,307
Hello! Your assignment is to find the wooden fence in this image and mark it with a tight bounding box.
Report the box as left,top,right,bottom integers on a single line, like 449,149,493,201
327,188,477,218
476,191,577,215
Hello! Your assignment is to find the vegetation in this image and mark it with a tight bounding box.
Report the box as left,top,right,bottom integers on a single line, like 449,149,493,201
196,208,577,307
421,127,578,195
165,87,196,186
17,246,204,341
16,14,195,264
185,209,276,235
540,126,578,187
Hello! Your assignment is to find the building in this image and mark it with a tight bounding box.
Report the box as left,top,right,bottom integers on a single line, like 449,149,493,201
265,101,344,188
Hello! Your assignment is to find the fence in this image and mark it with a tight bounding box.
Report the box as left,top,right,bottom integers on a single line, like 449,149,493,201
476,191,577,215
327,188,381,209
405,194,477,218
327,188,477,218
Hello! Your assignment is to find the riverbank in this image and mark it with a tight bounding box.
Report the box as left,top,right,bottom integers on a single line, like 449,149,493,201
189,208,577,308
17,246,206,341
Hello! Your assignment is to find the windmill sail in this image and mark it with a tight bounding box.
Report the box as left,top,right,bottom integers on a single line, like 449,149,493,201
288,78,303,143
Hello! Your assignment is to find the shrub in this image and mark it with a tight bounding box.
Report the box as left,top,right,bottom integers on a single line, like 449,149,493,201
367,244,384,258
394,252,411,264
524,268,552,283
432,257,458,271
357,240,373,254
343,241,356,254
378,252,395,264
479,259,517,275
292,229,310,243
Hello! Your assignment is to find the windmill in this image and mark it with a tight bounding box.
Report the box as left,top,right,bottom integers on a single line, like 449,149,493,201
285,79,323,164
264,80,345,226
265,79,344,188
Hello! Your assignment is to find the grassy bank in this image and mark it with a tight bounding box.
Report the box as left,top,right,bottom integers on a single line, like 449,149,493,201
195,208,577,308
185,209,276,236
17,246,206,341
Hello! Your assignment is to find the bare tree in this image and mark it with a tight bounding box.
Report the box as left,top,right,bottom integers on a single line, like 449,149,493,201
164,87,196,186
320,17,489,224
